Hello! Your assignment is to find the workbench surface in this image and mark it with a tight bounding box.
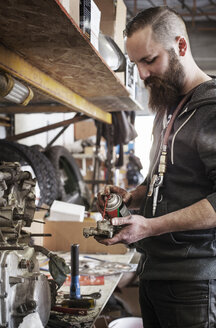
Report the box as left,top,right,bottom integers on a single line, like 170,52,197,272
45,251,136,328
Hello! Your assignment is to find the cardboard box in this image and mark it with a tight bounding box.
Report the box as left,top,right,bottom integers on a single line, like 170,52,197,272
43,219,128,254
94,0,126,51
94,0,116,38
59,0,80,26
74,119,97,140
94,0,126,84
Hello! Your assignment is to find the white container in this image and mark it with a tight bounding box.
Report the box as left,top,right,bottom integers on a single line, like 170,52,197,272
49,200,85,222
108,317,143,328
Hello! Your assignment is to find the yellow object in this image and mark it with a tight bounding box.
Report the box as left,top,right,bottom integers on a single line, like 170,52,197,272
0,72,33,106
0,44,112,123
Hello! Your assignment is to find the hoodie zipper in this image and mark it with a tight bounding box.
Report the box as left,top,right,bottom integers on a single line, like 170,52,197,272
171,109,197,164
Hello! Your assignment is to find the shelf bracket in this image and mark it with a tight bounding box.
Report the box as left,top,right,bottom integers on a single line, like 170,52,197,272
0,44,112,124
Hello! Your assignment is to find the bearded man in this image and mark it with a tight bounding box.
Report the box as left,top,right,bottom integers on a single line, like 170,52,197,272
97,6,216,328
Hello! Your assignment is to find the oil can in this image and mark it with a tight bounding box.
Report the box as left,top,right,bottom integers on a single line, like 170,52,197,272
105,193,130,219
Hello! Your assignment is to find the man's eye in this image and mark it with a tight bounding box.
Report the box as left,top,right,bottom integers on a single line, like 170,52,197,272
146,57,157,64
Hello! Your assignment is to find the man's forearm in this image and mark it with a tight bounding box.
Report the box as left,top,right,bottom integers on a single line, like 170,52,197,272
129,184,147,209
149,198,216,236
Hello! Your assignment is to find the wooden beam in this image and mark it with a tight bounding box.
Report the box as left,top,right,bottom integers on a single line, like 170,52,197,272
0,44,112,124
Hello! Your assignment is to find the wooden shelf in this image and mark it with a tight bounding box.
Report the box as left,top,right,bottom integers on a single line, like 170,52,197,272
0,0,143,122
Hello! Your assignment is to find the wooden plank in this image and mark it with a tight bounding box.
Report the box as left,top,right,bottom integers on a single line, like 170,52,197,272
0,0,130,108
0,45,112,123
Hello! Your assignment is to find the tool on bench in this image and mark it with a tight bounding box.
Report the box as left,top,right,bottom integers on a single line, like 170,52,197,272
63,291,101,300
70,243,81,299
51,305,87,315
54,244,96,313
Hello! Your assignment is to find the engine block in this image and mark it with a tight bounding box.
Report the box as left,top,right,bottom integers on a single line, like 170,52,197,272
0,162,51,328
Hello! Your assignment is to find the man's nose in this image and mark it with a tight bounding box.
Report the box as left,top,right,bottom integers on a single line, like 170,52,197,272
137,65,150,80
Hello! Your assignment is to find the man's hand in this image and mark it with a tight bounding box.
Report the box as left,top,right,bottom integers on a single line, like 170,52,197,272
95,199,216,247
95,214,153,245
97,185,132,217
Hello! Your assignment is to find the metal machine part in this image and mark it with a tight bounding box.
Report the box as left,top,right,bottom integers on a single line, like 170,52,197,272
83,193,130,239
0,161,51,328
83,219,120,239
0,247,51,327
0,161,36,232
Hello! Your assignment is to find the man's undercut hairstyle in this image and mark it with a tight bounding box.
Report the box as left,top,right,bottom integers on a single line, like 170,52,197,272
125,6,189,49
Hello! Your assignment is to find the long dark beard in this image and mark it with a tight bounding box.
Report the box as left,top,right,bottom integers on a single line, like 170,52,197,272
145,49,185,114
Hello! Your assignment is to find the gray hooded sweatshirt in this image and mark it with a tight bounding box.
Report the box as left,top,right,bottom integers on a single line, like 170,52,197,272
136,78,216,280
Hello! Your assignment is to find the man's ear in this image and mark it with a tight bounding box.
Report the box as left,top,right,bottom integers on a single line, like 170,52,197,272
176,36,187,56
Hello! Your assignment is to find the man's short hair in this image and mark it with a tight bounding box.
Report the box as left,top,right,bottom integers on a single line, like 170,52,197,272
124,6,189,49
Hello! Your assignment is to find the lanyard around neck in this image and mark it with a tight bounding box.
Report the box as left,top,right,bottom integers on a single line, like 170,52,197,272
163,89,195,147
148,88,195,216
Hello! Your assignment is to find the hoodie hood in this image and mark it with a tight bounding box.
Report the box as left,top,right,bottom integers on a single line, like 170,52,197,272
187,78,216,112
